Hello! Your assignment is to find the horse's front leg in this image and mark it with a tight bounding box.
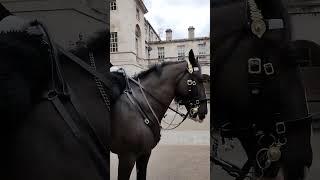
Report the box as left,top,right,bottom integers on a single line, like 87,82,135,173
136,152,151,180
118,153,136,180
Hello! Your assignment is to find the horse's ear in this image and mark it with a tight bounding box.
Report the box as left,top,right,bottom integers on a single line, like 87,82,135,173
188,49,198,67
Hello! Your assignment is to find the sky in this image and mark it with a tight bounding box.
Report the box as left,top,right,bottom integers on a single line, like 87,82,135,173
143,0,210,40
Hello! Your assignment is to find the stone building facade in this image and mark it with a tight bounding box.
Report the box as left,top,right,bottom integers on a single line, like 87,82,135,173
1,0,107,49
110,0,160,75
148,27,210,76
110,0,210,77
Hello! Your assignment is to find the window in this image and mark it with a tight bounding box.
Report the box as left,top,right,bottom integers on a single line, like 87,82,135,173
158,47,165,61
110,0,117,10
177,45,185,60
198,43,206,55
136,8,140,21
110,32,118,52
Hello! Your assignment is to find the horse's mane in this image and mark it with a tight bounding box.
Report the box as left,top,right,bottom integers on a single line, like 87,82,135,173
133,61,183,80
0,3,11,20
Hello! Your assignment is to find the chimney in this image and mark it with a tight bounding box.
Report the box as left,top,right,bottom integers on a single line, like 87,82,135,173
165,29,172,41
188,26,195,39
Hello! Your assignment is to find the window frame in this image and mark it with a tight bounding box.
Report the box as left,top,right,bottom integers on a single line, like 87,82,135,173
110,0,117,10
177,45,185,60
158,47,165,61
110,32,118,52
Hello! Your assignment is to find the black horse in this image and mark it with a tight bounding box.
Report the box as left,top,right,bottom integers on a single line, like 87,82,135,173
1,8,110,180
111,50,208,180
212,0,312,179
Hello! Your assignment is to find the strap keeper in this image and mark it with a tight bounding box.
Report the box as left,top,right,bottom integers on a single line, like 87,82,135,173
47,90,58,100
275,122,286,134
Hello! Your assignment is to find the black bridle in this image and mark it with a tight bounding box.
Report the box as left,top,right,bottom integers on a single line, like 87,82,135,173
175,70,207,117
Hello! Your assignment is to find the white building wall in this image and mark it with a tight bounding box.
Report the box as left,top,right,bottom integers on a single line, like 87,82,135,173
110,0,160,75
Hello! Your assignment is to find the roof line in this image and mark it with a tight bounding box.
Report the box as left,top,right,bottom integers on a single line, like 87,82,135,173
149,37,210,44
144,17,161,41
136,0,148,13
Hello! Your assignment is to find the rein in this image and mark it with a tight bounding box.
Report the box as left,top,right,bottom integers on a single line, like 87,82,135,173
128,76,189,118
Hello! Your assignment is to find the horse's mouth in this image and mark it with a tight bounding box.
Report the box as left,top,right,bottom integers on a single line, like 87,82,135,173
190,113,206,123
199,114,206,120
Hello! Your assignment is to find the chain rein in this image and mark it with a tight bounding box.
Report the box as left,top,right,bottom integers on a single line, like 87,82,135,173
89,52,111,111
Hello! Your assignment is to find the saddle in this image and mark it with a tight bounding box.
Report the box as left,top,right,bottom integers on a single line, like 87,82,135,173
109,66,129,102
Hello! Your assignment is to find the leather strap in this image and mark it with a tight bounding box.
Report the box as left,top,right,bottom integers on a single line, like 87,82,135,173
47,92,108,180
125,90,161,143
49,93,81,138
57,45,113,90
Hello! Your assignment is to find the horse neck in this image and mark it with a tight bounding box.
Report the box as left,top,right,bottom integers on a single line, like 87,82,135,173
60,51,109,145
137,62,187,121
0,3,11,21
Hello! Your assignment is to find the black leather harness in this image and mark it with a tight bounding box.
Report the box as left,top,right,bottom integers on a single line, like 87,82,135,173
212,0,312,179
26,21,110,179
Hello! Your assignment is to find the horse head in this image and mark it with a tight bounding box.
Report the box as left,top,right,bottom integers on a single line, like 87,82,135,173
175,49,208,121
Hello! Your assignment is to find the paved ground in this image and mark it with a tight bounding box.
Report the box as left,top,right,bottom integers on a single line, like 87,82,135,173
111,145,210,180
110,104,211,180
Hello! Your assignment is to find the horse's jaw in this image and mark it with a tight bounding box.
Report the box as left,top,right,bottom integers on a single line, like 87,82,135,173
190,116,205,123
